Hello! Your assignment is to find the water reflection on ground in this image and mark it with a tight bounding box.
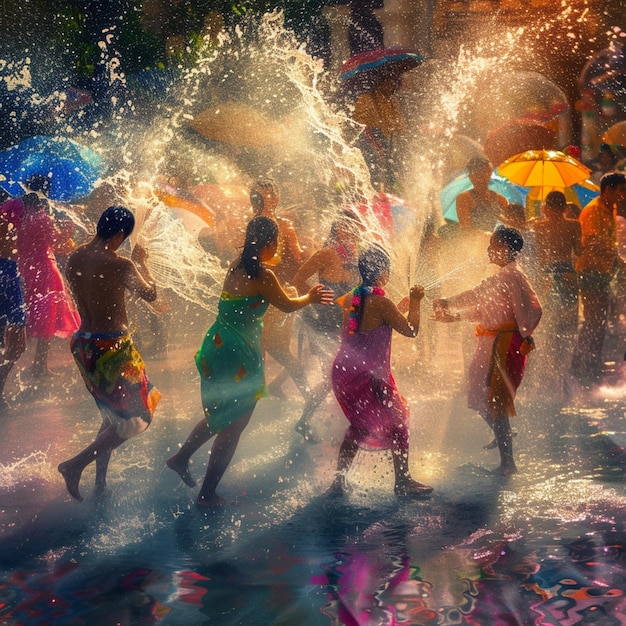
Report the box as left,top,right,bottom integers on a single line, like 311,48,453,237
1,328,626,624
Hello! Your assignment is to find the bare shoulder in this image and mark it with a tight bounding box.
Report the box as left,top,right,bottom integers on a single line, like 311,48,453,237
495,192,508,206
258,265,278,284
276,216,297,233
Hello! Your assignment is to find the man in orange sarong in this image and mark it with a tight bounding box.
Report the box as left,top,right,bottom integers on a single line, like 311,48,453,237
434,227,542,475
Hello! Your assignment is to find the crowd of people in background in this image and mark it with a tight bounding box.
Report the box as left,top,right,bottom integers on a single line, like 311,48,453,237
0,160,626,508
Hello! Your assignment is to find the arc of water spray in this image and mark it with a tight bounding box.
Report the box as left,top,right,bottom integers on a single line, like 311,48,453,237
421,258,482,292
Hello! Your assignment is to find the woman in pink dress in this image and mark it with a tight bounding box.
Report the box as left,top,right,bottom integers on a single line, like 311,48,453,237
328,246,433,497
18,192,80,377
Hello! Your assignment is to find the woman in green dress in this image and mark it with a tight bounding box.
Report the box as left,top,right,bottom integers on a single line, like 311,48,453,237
167,216,333,508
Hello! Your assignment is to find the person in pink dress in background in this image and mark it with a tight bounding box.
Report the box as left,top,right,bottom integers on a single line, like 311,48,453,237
17,176,80,378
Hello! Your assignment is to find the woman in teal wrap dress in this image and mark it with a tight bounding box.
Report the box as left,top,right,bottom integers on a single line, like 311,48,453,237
167,216,333,508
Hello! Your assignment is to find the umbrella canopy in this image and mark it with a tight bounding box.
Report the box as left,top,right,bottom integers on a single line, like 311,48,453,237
0,135,103,201
465,71,569,137
602,121,626,148
190,102,287,148
440,172,524,222
484,122,557,168
339,48,426,96
497,150,591,190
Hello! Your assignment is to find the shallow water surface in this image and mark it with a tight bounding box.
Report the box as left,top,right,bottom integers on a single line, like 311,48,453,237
2,332,626,625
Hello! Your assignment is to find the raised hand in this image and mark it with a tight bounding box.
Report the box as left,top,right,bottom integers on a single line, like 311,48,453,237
309,284,335,305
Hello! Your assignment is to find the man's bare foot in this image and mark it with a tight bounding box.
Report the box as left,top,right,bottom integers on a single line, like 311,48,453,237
196,493,230,509
166,456,196,487
58,461,83,502
497,463,518,476
394,479,433,497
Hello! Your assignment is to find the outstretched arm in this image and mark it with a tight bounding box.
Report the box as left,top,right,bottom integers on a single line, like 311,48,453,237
259,267,333,312
381,285,424,337
293,248,327,294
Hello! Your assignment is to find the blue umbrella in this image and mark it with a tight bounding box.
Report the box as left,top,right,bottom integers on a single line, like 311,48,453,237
513,179,600,218
440,172,524,222
0,136,103,202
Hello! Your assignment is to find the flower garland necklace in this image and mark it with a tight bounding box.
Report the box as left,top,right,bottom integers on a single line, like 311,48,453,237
348,285,385,334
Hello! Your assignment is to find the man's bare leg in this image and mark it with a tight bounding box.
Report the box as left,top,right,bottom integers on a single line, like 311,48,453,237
493,416,517,475
167,419,214,487
94,420,111,494
196,412,253,508
58,425,125,501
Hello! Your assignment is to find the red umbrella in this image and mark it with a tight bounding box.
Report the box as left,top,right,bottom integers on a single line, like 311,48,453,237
484,122,557,168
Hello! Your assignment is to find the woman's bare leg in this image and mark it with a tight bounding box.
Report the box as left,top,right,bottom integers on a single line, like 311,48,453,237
391,447,433,496
167,419,214,487
196,411,253,508
327,435,360,495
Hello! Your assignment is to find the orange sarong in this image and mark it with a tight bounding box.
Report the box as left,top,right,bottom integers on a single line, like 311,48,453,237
476,323,534,418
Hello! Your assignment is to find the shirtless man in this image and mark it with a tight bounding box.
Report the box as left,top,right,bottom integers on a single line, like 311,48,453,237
531,191,582,396
531,191,582,312
58,206,161,501
456,157,508,234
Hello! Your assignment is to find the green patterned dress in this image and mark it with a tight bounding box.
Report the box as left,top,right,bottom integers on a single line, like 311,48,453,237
195,291,269,432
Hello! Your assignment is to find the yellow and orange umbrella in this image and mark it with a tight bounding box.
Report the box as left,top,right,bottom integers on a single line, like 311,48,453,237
497,149,591,189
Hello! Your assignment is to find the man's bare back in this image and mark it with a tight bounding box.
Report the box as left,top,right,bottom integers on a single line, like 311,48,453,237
532,215,582,267
66,240,156,334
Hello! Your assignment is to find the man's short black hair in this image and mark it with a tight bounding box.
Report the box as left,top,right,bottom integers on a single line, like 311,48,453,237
600,171,626,193
97,205,135,241
545,190,567,211
493,225,524,253
467,156,492,174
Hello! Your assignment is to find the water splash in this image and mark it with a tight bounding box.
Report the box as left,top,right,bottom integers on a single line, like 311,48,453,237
0,448,51,490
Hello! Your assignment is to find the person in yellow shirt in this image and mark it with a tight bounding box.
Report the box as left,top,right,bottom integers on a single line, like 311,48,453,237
571,172,626,386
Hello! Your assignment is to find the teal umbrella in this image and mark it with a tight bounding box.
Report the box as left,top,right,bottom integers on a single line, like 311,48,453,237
440,172,524,222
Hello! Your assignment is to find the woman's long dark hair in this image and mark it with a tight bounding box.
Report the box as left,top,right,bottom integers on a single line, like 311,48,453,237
358,245,390,286
237,216,279,279
350,245,390,332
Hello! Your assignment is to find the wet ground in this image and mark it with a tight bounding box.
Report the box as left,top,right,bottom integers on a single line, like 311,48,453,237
2,315,626,625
